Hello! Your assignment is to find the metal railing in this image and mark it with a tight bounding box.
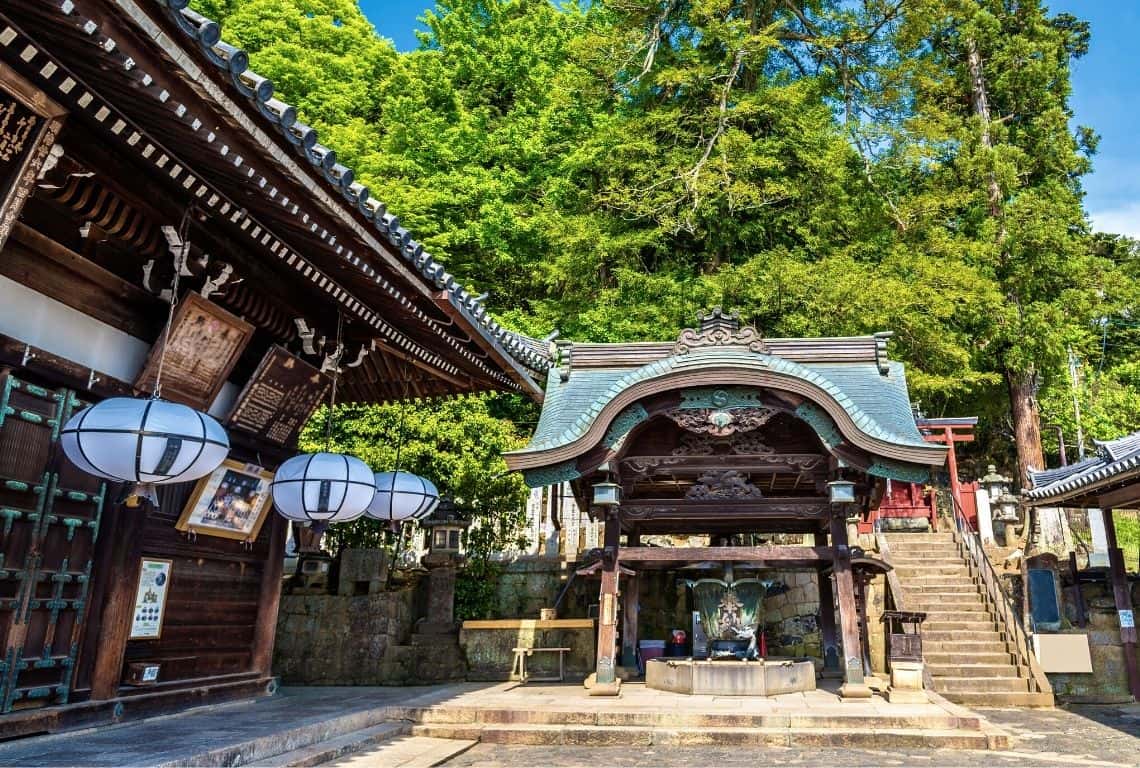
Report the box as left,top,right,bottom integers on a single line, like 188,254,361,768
946,495,1052,695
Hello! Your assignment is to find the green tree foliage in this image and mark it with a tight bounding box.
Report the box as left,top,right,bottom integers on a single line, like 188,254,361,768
298,395,530,556
195,0,1134,486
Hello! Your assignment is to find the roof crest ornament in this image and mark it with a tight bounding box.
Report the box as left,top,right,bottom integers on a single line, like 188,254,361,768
674,307,767,355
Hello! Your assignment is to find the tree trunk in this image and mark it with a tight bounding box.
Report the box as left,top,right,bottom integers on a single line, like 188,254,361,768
965,38,1003,219
1006,366,1045,489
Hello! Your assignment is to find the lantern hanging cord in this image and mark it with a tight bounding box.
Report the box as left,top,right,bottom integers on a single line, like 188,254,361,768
322,312,344,452
152,206,194,399
393,360,411,473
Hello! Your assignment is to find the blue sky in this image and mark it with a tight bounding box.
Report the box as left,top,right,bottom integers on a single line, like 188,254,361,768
363,1,1139,238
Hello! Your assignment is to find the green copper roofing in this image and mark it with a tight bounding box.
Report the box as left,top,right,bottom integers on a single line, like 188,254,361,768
510,347,930,457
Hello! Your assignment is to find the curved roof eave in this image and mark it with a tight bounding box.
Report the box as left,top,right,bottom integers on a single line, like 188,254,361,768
152,0,552,377
503,348,947,471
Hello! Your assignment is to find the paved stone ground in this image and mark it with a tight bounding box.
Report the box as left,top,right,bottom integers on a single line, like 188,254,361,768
443,705,1140,767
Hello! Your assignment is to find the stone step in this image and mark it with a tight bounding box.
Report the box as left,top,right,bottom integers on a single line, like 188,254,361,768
883,534,956,543
303,736,477,768
924,640,1010,654
409,723,1007,750
246,722,412,767
924,652,1013,666
383,705,979,732
931,676,1031,694
926,663,1023,679
149,701,405,768
917,610,994,623
904,579,980,590
924,630,1004,643
894,565,973,577
938,690,1055,708
889,556,967,566
908,592,986,605
921,620,998,632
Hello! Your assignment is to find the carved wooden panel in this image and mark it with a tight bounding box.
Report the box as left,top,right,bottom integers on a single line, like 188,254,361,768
134,293,254,410
227,346,330,447
0,68,66,252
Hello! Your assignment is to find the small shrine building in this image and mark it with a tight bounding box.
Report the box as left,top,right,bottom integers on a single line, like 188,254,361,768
504,309,948,696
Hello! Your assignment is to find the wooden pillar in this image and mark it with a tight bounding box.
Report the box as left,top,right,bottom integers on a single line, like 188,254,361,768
89,501,146,700
814,530,840,676
251,514,287,676
831,513,872,699
1103,508,1140,699
591,513,621,695
620,573,639,670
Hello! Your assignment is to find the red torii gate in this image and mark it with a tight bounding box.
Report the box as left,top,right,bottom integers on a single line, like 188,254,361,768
859,417,977,533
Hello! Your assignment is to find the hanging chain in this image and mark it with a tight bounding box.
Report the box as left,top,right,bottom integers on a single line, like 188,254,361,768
152,207,193,399
392,360,412,473
322,311,344,452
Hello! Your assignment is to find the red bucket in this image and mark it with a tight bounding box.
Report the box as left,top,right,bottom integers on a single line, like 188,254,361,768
638,640,665,674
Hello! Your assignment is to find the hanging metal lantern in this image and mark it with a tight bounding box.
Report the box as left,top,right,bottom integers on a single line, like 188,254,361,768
270,452,376,522
61,397,229,507
365,471,440,524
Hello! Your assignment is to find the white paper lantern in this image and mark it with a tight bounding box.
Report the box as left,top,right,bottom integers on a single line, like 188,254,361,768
61,397,229,485
365,471,440,523
270,452,375,522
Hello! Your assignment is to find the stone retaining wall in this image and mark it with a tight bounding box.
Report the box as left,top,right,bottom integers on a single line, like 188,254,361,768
273,590,419,685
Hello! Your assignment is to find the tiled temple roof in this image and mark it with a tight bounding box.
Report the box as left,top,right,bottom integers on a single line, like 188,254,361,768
157,0,551,376
1026,431,1140,503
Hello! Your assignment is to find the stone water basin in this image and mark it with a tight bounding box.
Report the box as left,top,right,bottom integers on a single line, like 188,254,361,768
645,657,816,696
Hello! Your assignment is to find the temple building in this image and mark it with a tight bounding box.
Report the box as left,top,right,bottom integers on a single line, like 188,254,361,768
0,0,545,735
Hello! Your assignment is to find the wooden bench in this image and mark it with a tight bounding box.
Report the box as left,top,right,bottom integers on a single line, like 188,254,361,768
510,646,571,683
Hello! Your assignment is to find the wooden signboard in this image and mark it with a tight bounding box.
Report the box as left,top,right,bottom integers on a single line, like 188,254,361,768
134,293,254,410
227,345,330,446
0,69,66,251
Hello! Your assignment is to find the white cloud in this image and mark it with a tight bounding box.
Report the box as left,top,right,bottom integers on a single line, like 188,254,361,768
1090,202,1140,238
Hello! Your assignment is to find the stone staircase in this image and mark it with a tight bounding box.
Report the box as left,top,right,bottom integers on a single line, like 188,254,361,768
884,532,1054,708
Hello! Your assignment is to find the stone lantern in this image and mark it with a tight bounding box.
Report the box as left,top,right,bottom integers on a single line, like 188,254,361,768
421,497,471,566
981,465,1021,544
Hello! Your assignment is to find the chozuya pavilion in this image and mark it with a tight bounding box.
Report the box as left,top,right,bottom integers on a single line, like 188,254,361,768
504,309,947,697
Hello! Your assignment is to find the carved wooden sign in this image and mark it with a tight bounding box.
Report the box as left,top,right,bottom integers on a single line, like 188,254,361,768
0,69,66,251
227,346,330,446
134,293,254,410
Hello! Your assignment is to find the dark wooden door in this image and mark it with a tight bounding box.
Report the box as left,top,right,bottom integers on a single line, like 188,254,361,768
0,374,104,713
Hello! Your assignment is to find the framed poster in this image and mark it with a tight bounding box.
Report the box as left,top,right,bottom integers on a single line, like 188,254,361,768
0,68,67,251
134,293,254,410
227,346,330,446
130,558,172,640
176,459,274,541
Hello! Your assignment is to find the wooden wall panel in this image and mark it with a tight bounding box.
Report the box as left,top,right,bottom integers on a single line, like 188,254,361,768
117,481,277,689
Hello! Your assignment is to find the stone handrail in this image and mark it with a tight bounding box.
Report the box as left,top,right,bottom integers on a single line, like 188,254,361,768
946,495,1052,696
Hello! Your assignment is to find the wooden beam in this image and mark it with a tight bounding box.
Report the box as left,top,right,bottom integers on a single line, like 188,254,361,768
831,514,872,698
815,531,840,675
1102,508,1140,699
1097,482,1140,512
591,515,621,694
250,515,287,675
0,333,133,398
620,573,639,670
3,222,163,339
89,500,145,699
618,546,832,563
